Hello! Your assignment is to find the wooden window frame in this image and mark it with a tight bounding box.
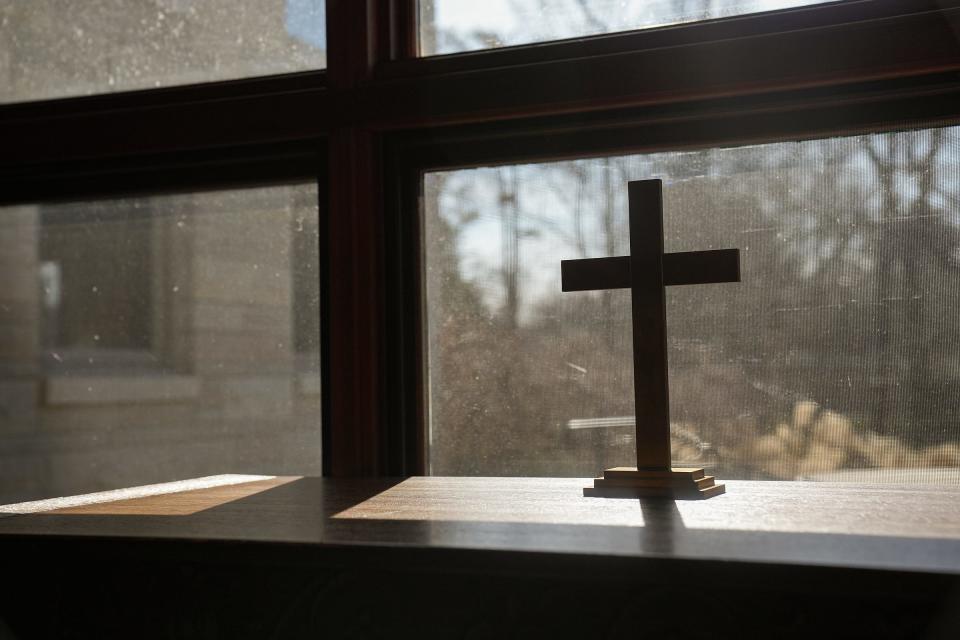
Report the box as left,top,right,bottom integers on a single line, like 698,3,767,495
2,0,960,477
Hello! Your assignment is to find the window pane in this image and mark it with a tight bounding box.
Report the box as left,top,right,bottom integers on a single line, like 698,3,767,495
421,0,833,55
424,126,960,483
0,184,321,503
0,0,326,104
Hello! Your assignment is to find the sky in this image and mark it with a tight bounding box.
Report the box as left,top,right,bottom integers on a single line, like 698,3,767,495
424,0,833,54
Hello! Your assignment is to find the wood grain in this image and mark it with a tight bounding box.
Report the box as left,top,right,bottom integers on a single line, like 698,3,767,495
45,477,300,516
2,477,960,577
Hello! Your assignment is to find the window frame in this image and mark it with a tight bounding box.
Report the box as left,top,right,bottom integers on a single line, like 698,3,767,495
380,0,960,476
385,77,960,476
2,0,960,477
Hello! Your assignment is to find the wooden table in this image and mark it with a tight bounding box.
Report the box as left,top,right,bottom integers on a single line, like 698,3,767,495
2,477,959,638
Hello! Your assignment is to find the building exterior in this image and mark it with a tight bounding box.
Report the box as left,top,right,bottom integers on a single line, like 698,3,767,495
0,186,322,503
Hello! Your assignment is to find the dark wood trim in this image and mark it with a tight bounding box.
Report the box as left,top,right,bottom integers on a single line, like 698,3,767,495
391,72,960,171
376,0,419,63
326,127,387,477
0,73,329,170
360,5,960,128
383,151,427,476
323,1,396,476
4,2,960,172
326,1,375,89
4,532,956,637
7,532,956,588
0,69,325,119
0,140,323,206
12,68,956,207
384,0,958,77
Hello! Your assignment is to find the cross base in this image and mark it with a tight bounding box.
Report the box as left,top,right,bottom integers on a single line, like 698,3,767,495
583,467,725,500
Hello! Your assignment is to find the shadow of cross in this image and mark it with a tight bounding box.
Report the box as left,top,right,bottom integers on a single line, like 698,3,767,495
561,179,740,471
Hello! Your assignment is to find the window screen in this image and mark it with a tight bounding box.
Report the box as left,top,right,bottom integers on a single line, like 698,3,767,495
0,184,321,503
424,126,960,483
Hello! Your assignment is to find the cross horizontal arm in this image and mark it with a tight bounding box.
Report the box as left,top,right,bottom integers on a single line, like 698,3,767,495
665,248,740,286
561,257,631,291
561,248,740,292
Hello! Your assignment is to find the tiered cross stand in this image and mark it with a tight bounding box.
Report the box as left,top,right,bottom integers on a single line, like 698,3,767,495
561,179,741,499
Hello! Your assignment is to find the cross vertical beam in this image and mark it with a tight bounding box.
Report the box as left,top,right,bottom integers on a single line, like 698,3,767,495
629,180,672,470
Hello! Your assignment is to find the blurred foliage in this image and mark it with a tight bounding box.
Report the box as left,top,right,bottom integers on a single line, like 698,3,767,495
425,129,960,481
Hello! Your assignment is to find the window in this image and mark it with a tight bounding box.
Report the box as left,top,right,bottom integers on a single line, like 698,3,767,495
0,0,326,103
0,184,321,504
420,0,834,55
293,195,321,363
424,126,960,482
3,1,959,483
39,200,154,370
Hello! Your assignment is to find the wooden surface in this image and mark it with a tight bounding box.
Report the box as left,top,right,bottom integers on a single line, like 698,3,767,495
44,477,299,515
2,477,959,577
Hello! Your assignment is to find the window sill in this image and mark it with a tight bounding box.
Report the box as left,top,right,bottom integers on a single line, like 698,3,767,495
1,477,958,577
3,478,956,637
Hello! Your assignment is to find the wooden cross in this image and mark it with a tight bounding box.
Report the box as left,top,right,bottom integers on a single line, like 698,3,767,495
561,179,740,498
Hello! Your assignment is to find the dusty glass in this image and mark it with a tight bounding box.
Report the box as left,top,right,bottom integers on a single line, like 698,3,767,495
421,0,834,55
0,0,326,104
0,184,321,503
424,127,960,483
